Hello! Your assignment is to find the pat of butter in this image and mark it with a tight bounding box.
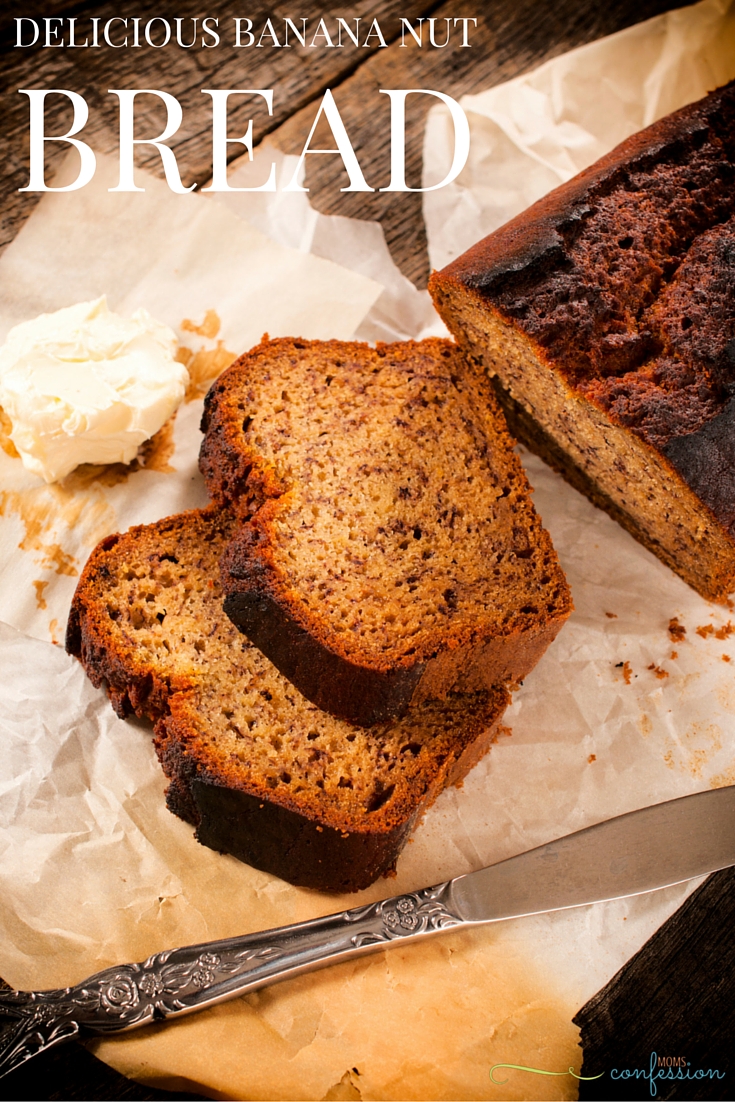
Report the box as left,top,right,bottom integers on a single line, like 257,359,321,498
0,297,189,483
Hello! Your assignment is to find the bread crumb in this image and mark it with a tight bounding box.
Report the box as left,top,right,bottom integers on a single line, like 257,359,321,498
715,622,734,640
723,655,731,663
696,624,714,638
647,663,669,679
670,650,678,660
618,661,632,685
668,618,686,642
587,754,596,763
605,611,617,619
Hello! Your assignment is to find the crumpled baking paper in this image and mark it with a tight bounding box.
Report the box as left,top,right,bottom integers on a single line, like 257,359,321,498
211,143,447,347
1,2,735,1097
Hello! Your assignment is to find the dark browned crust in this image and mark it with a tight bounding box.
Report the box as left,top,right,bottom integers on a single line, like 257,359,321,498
200,336,572,725
154,691,506,894
661,398,735,536
220,517,564,725
189,781,415,894
435,83,734,309
222,561,562,725
430,83,735,601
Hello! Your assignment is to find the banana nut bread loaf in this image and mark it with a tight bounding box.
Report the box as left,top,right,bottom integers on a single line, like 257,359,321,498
430,81,735,602
66,507,509,892
200,337,572,727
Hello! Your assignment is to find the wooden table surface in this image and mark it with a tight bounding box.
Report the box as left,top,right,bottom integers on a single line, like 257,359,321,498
3,2,730,1099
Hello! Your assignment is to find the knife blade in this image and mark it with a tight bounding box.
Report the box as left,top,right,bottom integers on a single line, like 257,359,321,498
453,783,735,922
1,786,733,1078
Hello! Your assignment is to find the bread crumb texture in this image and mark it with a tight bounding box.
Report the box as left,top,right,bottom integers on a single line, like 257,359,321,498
201,337,571,672
67,508,507,890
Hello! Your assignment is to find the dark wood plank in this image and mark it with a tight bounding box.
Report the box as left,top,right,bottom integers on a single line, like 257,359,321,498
265,0,693,285
0,0,438,256
574,868,735,1100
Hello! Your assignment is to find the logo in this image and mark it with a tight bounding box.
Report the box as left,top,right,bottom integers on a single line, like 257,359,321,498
490,1052,726,1098
489,1063,603,1085
610,1053,725,1097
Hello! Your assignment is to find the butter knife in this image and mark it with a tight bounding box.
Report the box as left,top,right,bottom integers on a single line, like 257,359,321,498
1,785,733,1078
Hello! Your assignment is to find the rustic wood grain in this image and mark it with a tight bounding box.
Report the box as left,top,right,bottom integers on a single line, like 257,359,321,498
575,868,735,1100
1,0,439,256
264,0,693,285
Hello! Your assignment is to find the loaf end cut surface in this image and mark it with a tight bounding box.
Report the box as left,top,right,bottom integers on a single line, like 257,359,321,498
430,82,735,601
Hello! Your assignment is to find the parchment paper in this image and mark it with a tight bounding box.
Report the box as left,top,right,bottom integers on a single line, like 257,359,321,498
1,2,735,1098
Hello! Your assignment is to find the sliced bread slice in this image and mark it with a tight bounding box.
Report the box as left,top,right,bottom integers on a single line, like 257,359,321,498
66,507,509,892
200,337,571,726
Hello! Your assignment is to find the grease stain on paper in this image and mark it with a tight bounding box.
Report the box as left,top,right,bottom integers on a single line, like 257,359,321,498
92,928,581,1102
0,490,79,576
711,764,735,788
715,678,735,712
33,580,48,610
177,310,236,401
0,413,183,594
663,722,723,779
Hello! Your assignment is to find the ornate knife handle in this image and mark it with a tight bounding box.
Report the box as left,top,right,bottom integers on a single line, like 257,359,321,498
0,880,465,1078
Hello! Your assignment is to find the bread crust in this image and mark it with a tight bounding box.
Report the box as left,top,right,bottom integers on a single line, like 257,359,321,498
67,507,509,892
433,84,733,305
430,82,735,601
201,337,572,725
155,685,506,893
